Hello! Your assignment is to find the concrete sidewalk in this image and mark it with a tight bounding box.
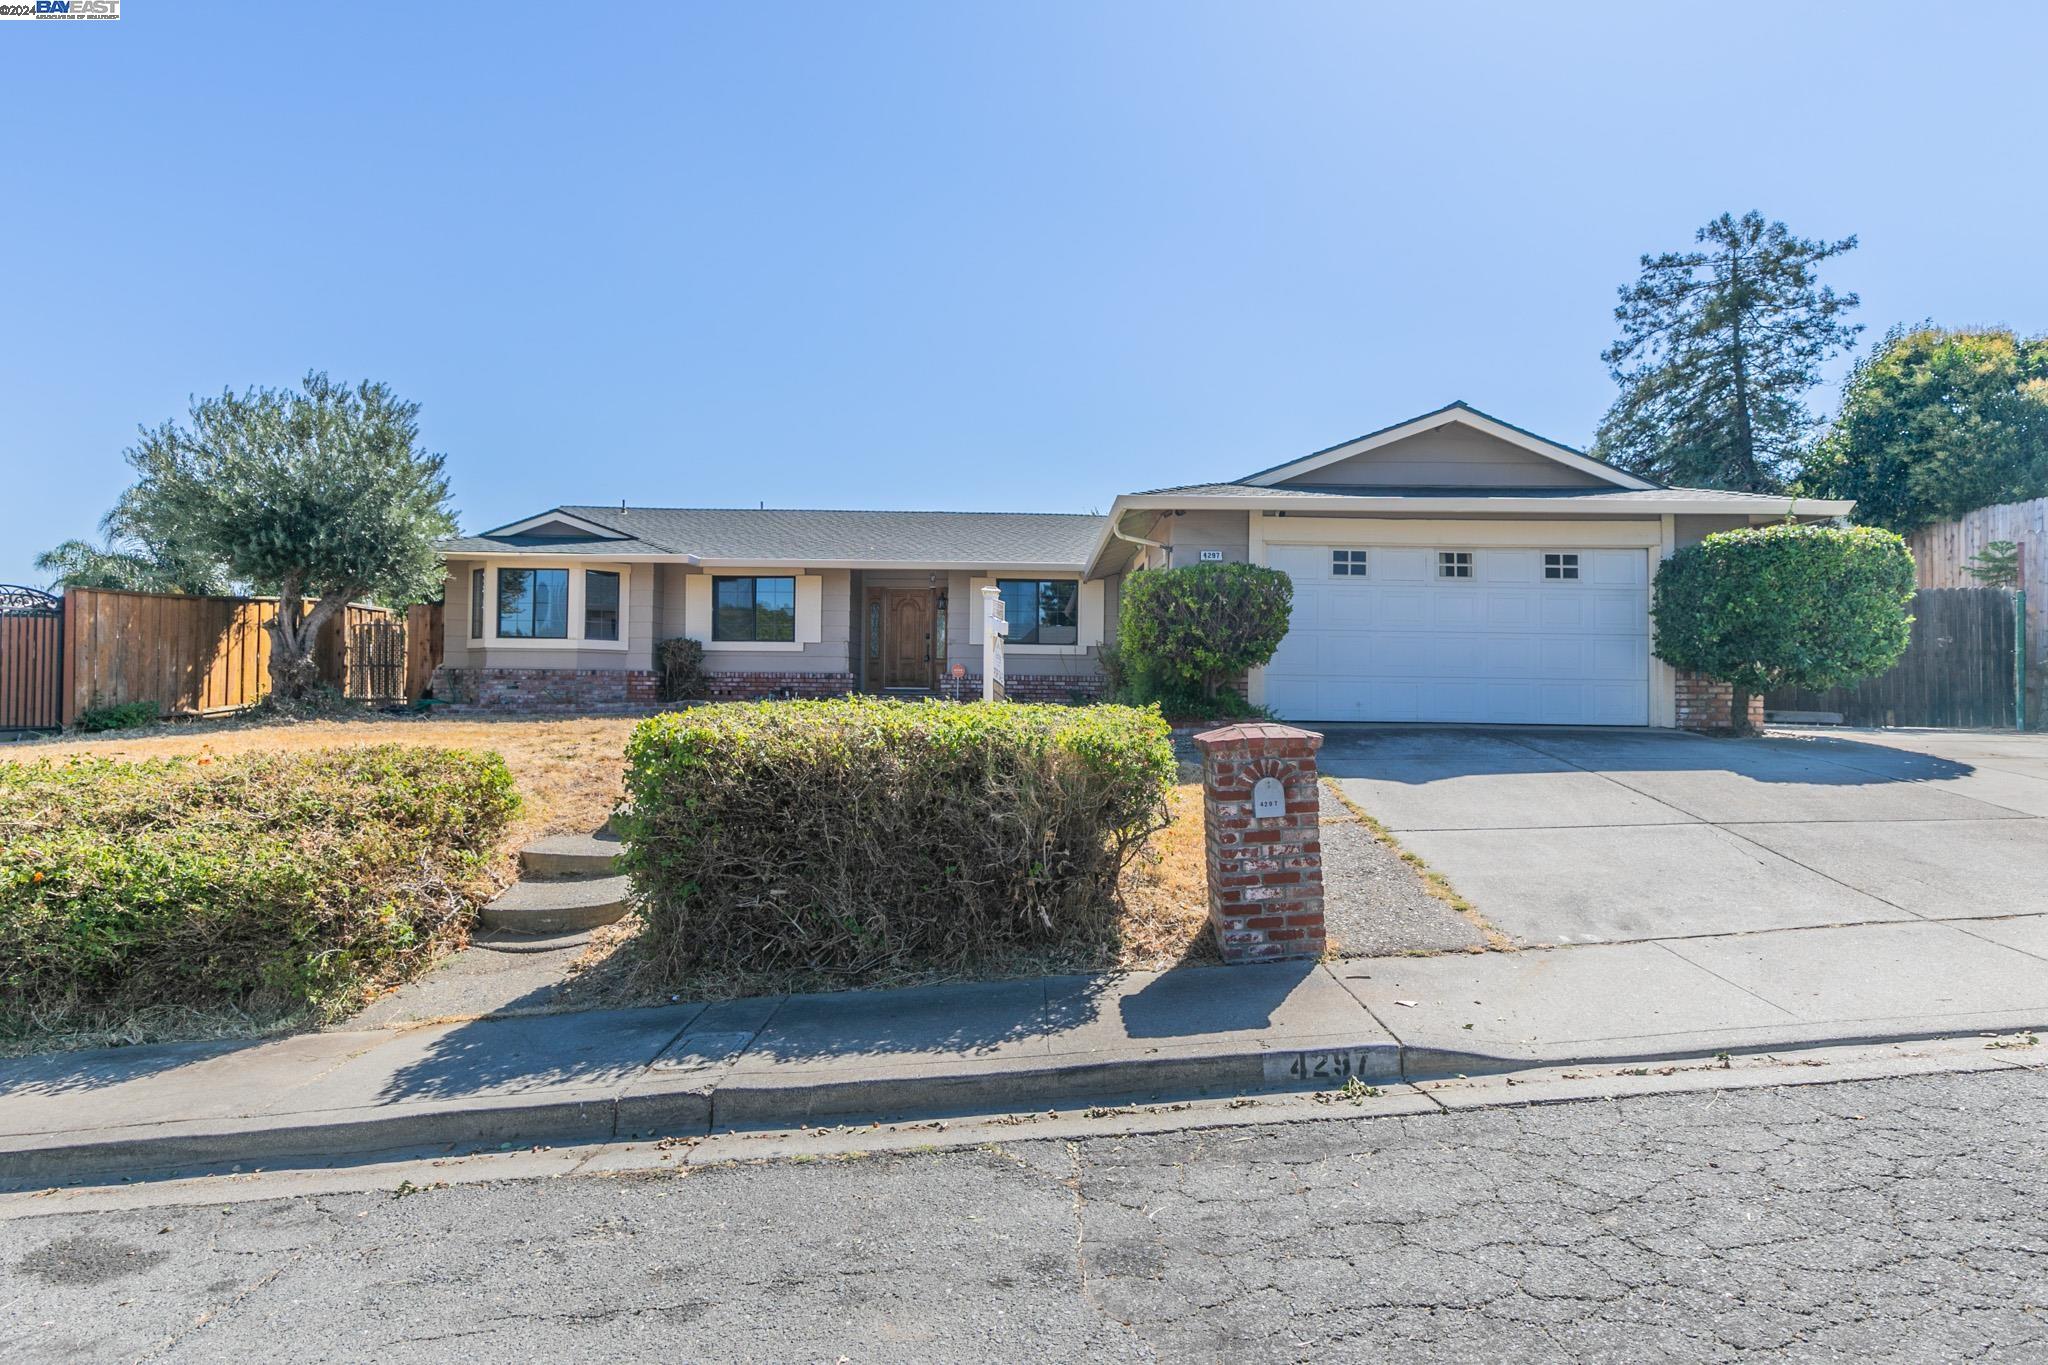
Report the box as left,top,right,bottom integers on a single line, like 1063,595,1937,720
6,912,2048,1189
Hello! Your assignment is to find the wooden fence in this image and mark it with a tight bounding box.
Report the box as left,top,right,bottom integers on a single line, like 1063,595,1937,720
1908,498,2046,724
57,589,427,726
405,601,444,702
1767,587,2017,728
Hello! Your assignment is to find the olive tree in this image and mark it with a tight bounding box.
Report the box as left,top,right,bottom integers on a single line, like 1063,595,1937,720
1652,523,1915,734
1117,562,1293,705
118,373,456,699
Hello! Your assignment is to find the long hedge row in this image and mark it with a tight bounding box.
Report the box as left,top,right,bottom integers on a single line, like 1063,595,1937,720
616,698,1175,978
0,745,519,1028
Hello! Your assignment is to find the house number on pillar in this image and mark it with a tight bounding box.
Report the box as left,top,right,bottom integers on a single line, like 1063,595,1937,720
1252,776,1285,819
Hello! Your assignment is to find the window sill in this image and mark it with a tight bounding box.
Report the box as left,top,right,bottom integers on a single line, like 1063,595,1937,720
479,636,629,651
702,639,804,653
1006,643,1091,656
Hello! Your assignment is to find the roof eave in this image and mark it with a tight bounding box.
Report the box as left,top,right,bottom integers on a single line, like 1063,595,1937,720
1081,492,1856,576
1105,491,1854,515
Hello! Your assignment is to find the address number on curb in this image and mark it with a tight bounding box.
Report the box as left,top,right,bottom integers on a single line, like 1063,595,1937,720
1264,1049,1383,1086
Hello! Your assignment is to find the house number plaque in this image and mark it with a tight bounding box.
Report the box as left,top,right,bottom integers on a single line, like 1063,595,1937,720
1251,776,1286,819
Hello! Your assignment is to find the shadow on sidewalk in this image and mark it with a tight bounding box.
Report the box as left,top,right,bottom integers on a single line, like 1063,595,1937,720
1113,959,1318,1039
0,1035,266,1100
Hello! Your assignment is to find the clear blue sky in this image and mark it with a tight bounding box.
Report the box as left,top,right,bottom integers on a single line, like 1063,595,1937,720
4,2,2042,587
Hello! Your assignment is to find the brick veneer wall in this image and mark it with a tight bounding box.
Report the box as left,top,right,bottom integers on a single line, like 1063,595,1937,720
944,673,1107,704
434,667,659,709
702,671,857,702
435,667,1102,710
1190,723,1327,964
1675,670,1766,731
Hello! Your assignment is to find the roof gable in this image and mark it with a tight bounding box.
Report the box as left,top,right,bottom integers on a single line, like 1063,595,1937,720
481,508,633,539
1242,402,1655,492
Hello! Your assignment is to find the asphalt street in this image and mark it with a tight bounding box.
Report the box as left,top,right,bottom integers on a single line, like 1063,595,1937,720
3,1066,2044,1362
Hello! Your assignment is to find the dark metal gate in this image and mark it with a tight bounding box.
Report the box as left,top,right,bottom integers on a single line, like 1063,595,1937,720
0,585,64,732
1766,587,2018,728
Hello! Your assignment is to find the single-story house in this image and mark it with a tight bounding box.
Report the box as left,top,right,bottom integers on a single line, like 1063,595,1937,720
435,401,1850,728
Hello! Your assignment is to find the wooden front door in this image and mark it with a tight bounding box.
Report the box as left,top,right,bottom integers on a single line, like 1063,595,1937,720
883,590,934,688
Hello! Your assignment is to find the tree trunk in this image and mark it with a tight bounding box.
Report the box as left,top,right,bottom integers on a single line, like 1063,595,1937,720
1729,682,1758,737
265,577,356,703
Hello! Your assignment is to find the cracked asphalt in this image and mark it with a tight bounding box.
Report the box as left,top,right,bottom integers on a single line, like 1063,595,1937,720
3,1067,2045,1362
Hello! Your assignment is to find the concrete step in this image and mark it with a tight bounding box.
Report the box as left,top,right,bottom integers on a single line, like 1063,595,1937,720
480,875,633,934
520,830,623,879
471,927,596,955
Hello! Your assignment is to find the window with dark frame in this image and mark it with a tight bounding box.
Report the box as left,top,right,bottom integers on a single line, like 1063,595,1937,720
1437,551,1473,580
469,568,484,639
1543,553,1581,581
497,567,569,638
713,576,796,643
584,570,621,640
995,579,1078,645
1330,549,1369,577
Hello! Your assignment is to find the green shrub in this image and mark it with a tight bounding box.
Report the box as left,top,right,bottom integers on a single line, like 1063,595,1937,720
656,637,708,703
1119,563,1293,702
615,698,1175,978
1653,523,1916,732
0,745,519,1030
73,700,159,733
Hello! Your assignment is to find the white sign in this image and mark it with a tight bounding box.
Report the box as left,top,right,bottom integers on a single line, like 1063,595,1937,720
981,585,1006,702
1252,776,1285,819
1198,549,1224,562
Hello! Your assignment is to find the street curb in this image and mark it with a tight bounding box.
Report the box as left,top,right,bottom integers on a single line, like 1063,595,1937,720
7,1020,2043,1191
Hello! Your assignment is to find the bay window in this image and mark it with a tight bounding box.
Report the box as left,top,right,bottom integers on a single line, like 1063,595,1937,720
584,570,620,640
497,568,569,639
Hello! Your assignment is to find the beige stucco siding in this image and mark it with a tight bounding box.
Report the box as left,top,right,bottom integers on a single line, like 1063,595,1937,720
655,563,853,674
1673,514,1756,547
1287,427,1612,489
1154,509,1252,564
441,559,651,671
442,564,474,669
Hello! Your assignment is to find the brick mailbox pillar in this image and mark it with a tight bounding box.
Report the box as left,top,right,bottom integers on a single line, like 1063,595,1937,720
1191,723,1326,963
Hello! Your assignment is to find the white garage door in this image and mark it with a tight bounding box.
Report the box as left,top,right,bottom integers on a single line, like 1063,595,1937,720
1262,544,1651,725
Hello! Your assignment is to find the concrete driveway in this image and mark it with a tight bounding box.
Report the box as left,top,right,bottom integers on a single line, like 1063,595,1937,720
1319,726,2048,946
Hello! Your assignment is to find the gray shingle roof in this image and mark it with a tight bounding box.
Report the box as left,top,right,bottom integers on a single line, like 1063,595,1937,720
441,506,1106,567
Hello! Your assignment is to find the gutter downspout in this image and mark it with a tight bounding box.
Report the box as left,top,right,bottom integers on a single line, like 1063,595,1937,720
1109,511,1170,569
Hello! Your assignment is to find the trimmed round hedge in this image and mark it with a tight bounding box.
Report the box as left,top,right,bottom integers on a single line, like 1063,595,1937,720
615,698,1175,978
0,745,519,1029
1653,522,1916,728
1117,562,1293,705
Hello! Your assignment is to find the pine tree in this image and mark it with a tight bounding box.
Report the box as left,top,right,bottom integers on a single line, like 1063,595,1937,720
1594,211,1860,491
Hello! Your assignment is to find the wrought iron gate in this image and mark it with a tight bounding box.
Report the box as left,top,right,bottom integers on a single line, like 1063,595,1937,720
0,586,63,732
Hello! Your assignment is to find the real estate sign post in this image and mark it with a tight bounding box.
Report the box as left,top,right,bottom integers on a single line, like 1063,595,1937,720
982,584,1006,702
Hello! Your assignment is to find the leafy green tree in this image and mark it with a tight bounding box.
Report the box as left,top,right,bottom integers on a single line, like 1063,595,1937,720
1595,211,1861,491
1652,523,1915,734
117,373,457,698
35,497,235,596
1118,562,1292,704
34,536,216,595
1799,326,2048,533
